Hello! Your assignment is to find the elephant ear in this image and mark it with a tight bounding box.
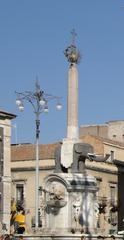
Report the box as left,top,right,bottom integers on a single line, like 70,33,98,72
74,144,83,153
74,143,94,154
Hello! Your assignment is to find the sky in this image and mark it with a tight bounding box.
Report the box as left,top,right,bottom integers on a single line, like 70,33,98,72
0,0,124,144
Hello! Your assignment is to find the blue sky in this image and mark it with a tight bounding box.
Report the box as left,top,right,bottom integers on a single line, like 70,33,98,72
0,0,124,144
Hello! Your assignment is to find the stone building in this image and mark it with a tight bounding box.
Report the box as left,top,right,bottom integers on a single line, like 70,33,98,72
81,134,124,234
0,110,16,234
80,120,124,143
11,129,124,235
80,121,124,233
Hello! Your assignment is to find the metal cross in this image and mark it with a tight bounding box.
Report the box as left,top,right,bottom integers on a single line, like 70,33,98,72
71,29,77,46
35,76,40,92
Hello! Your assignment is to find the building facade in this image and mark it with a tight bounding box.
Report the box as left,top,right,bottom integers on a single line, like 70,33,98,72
80,120,124,143
0,110,16,234
80,122,124,233
11,143,59,233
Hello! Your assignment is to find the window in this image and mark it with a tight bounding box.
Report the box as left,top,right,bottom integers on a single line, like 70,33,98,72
109,183,118,227
110,185,116,202
96,178,102,197
16,184,24,206
110,211,117,226
110,151,114,162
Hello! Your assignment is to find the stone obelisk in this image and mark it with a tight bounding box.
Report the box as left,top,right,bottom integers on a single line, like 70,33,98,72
61,30,81,169
67,62,78,139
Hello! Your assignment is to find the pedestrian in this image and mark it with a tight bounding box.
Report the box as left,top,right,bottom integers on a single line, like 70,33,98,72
14,207,26,234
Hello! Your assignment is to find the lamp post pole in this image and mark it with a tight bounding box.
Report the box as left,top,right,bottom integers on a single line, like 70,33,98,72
15,80,62,230
35,113,40,229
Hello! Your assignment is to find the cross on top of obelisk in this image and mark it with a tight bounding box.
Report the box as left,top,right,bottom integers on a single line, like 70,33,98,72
71,29,77,46
64,29,81,64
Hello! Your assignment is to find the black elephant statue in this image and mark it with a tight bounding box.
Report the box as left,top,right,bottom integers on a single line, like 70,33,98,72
71,143,94,173
54,142,94,173
54,142,110,173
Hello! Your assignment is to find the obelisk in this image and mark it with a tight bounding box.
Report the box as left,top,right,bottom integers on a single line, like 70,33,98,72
61,30,81,169
67,61,78,139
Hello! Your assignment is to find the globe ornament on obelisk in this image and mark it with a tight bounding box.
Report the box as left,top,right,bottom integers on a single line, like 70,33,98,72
61,30,81,169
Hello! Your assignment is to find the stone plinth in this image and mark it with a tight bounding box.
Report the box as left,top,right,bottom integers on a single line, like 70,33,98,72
14,234,123,240
41,173,98,235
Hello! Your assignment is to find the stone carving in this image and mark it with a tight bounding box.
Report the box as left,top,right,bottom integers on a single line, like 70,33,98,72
94,202,99,216
61,140,75,168
72,143,110,173
72,195,82,225
43,173,98,233
94,202,100,228
46,182,67,209
88,153,110,162
54,143,93,173
71,143,94,173
54,143,110,174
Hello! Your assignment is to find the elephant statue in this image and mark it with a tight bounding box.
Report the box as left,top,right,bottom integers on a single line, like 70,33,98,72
72,143,110,173
71,143,94,173
54,142,94,173
54,142,110,174
87,153,110,162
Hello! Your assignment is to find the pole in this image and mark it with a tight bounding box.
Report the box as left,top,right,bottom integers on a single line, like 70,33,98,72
15,81,62,231
35,114,40,229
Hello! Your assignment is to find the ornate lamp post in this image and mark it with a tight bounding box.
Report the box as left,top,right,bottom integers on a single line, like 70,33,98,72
15,80,62,230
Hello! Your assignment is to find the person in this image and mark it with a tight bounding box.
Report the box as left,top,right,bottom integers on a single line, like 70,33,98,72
13,207,26,234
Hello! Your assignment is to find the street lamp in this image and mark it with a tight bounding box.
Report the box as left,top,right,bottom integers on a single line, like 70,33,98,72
15,80,62,230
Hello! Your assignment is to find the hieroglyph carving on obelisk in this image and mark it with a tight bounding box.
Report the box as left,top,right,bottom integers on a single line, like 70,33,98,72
61,30,81,168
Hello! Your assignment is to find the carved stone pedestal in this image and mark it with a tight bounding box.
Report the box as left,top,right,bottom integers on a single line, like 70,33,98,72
41,173,98,236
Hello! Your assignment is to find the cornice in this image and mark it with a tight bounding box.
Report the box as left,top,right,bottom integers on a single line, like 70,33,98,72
11,166,54,172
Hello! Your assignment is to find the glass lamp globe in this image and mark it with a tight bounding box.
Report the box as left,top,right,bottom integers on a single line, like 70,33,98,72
16,99,22,106
56,103,62,110
39,98,46,106
18,104,24,112
44,106,49,113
